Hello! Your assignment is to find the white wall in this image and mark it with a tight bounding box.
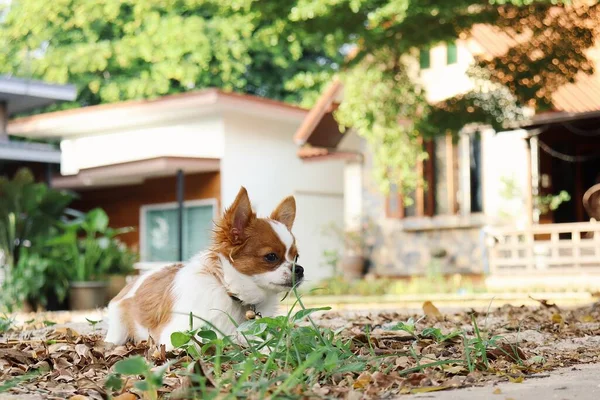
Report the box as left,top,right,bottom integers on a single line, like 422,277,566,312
60,117,224,175
221,114,346,283
418,41,476,103
482,129,530,227
344,162,363,231
336,130,363,231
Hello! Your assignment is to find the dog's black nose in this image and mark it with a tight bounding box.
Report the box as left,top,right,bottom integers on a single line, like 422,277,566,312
293,265,304,279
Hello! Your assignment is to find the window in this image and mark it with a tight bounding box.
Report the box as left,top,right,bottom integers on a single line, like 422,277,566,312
141,200,217,262
419,48,431,69
446,42,458,65
385,133,481,219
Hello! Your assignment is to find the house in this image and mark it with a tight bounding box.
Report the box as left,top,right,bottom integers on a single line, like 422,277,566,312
0,76,76,180
294,24,600,289
9,90,359,283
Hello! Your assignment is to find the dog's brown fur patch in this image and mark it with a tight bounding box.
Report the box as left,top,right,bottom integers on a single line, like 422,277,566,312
111,263,183,341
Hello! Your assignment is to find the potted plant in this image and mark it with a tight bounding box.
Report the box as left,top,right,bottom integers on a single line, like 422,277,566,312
105,240,138,302
338,229,366,280
0,168,75,312
48,208,133,310
323,223,369,280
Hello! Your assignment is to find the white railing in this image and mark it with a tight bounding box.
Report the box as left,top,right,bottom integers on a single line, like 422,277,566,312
486,221,600,275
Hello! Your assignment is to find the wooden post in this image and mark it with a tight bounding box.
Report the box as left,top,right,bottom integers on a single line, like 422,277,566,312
0,101,8,141
176,169,185,262
459,133,471,215
45,163,53,188
445,133,457,214
525,137,534,227
424,140,435,216
416,137,425,217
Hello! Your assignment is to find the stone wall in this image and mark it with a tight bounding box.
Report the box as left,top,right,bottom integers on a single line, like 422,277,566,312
360,141,487,277
367,217,485,276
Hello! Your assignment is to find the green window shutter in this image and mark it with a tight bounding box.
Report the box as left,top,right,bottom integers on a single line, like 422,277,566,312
447,42,457,65
183,204,214,260
144,208,179,262
419,48,430,69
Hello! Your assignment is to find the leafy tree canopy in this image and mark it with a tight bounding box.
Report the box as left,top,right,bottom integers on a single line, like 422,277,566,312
0,0,344,108
1,0,597,195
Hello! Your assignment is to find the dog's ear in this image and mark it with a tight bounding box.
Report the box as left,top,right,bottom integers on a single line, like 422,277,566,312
224,187,255,245
270,196,296,230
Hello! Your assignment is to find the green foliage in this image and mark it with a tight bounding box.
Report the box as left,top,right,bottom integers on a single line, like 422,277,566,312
1,1,594,197
86,318,102,330
0,170,135,310
0,372,40,393
309,274,486,297
321,249,341,276
0,248,65,312
0,0,343,110
109,356,169,400
0,314,14,333
46,208,134,282
422,327,461,343
0,169,75,311
99,284,529,397
500,176,572,216
464,315,498,371
0,168,75,270
160,291,367,399
536,190,571,215
387,316,424,337
418,66,527,138
335,51,426,195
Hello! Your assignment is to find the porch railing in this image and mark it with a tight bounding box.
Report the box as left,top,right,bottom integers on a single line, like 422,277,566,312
486,221,600,275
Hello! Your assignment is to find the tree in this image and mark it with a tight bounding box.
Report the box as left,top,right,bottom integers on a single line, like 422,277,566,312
0,0,343,109
1,0,597,196
300,0,599,195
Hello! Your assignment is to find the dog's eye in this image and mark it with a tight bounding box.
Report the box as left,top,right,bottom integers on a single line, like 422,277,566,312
264,253,278,262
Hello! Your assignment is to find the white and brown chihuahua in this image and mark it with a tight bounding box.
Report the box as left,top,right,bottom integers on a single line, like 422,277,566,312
105,187,303,349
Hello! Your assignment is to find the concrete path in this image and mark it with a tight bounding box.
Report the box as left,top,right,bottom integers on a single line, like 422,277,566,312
412,363,600,400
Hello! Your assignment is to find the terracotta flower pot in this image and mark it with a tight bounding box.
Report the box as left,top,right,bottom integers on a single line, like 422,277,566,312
69,281,107,310
340,255,365,280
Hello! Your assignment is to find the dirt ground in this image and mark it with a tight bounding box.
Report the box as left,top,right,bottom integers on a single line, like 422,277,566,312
1,300,600,399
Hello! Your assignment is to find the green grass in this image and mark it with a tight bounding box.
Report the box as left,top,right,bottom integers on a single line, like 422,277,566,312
307,275,487,297
0,314,14,333
102,289,527,399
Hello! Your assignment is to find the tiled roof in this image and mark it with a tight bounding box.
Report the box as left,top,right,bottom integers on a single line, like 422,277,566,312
297,6,600,158
469,18,600,113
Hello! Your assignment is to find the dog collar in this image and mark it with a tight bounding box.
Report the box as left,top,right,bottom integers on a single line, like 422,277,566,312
228,293,261,320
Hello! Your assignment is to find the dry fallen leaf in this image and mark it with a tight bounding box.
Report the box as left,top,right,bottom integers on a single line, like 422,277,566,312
353,372,372,389
411,386,448,394
551,313,563,324
493,387,502,394
507,376,524,383
442,364,466,374
395,356,411,368
113,393,138,400
423,301,442,318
